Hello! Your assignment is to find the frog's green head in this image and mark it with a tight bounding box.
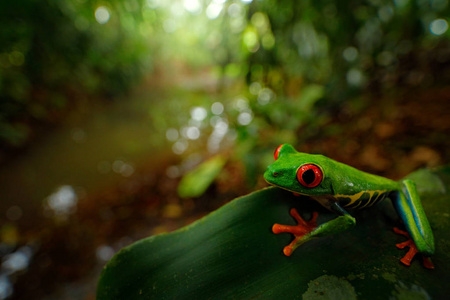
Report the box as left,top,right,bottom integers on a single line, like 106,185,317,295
264,144,333,196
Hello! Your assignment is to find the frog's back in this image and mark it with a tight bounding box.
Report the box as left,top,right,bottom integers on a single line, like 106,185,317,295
327,158,400,209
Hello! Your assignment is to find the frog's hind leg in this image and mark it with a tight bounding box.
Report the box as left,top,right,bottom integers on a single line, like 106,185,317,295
393,227,434,269
391,179,435,268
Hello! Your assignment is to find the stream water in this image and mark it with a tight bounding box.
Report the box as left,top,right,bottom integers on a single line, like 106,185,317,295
0,92,167,224
0,88,179,299
0,71,227,299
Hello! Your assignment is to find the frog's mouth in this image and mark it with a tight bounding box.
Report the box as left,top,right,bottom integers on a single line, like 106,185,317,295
263,168,277,185
264,165,288,185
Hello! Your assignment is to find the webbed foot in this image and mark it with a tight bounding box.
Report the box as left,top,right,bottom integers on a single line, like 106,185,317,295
393,227,434,269
272,208,318,256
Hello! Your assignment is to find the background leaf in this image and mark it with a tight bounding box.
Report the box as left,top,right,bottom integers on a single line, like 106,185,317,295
177,155,227,198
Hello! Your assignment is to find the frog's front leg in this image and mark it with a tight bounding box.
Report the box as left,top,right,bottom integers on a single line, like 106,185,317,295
392,179,435,269
273,202,356,256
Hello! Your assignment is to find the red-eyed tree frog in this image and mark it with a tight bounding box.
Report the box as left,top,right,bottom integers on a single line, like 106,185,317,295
264,144,435,269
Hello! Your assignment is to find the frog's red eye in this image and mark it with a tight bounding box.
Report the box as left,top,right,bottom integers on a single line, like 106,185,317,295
274,144,283,160
297,164,323,188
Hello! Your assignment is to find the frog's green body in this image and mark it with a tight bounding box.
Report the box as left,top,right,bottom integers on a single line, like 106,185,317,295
264,144,435,268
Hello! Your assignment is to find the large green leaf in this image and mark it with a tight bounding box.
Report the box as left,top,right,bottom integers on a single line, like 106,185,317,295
97,168,450,299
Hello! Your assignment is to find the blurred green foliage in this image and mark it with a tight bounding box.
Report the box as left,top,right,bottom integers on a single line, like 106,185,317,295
177,155,227,198
163,0,449,187
0,0,449,156
0,0,152,147
246,0,450,96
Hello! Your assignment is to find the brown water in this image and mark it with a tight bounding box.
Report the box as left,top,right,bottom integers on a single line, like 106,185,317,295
0,95,167,220
0,70,229,299
0,88,179,299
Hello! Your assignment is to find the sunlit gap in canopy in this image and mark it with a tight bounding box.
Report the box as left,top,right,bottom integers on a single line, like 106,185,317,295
203,0,254,20
184,0,202,14
206,0,225,20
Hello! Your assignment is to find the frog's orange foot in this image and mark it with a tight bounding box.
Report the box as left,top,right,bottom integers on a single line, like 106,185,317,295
272,208,318,256
393,227,434,269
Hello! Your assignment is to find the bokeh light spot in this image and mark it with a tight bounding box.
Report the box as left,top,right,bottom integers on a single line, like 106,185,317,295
166,165,181,178
112,160,135,177
249,82,261,95
186,126,200,140
211,102,224,115
228,3,243,18
234,97,249,111
190,107,207,121
429,18,448,35
173,140,188,155
2,247,33,274
237,112,253,125
258,88,274,105
0,275,13,299
243,30,260,52
46,185,78,216
95,6,110,25
166,128,179,141
96,245,115,262
206,3,223,20
346,68,366,87
184,0,202,14
343,47,358,62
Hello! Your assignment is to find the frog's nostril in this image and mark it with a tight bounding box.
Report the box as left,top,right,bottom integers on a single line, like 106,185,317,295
273,172,279,177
